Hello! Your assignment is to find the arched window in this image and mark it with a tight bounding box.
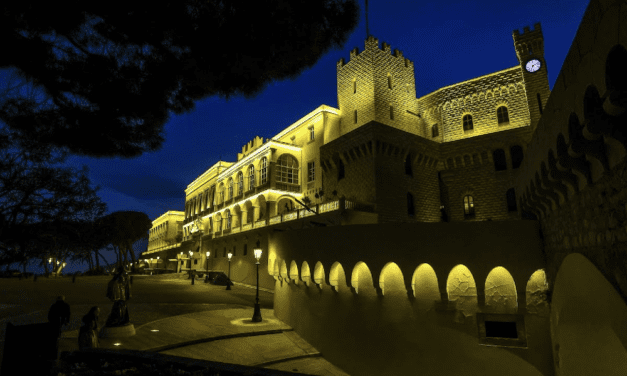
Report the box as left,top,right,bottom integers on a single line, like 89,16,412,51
510,145,524,169
228,178,233,200
276,154,299,184
390,105,394,120
225,210,231,229
388,74,392,89
407,192,415,216
432,124,439,138
497,106,509,124
354,110,358,124
405,153,413,176
218,183,225,203
493,149,507,171
506,188,517,212
463,114,473,131
464,195,475,217
248,165,255,191
260,157,268,184
237,171,243,196
353,79,356,94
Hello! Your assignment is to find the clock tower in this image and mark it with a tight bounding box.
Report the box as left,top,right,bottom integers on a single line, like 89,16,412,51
513,23,551,134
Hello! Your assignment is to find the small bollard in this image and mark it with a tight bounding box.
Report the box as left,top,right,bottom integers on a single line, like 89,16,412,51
191,274,195,285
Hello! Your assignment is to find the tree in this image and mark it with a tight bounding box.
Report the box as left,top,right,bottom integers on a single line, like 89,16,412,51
98,211,152,272
1,0,359,159
0,132,108,270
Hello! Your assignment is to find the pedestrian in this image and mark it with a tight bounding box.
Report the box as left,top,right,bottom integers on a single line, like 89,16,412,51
78,306,100,350
47,295,71,338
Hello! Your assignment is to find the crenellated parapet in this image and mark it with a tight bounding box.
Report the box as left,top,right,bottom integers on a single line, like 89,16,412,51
513,23,544,64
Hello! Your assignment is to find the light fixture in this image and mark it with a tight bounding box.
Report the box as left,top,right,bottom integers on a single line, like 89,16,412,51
252,240,263,322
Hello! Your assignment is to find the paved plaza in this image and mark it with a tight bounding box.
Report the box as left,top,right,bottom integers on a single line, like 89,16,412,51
0,273,349,375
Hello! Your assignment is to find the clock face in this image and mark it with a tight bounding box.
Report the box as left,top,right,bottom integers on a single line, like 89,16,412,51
526,59,541,73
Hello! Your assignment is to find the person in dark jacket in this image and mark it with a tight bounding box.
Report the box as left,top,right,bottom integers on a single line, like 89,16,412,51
47,295,70,338
78,306,100,350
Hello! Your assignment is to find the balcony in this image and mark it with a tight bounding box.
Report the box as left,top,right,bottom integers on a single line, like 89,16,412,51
202,199,374,239
275,182,300,193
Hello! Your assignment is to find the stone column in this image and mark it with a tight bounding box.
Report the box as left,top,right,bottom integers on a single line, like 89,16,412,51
252,206,260,223
267,200,278,219
241,209,249,225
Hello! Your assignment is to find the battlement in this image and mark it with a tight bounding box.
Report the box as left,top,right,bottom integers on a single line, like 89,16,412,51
237,135,265,161
513,22,542,38
337,35,414,69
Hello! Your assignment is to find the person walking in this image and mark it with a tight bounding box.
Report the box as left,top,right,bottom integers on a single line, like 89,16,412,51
78,306,100,350
47,295,70,338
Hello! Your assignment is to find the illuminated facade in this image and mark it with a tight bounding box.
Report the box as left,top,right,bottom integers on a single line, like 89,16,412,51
142,2,627,373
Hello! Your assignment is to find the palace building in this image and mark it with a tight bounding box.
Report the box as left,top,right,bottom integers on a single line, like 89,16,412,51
142,1,627,373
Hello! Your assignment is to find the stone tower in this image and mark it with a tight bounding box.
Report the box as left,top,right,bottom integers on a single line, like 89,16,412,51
336,36,420,137
513,23,551,134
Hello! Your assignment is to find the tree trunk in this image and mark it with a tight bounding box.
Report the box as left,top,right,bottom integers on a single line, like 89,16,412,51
127,242,137,273
94,249,101,269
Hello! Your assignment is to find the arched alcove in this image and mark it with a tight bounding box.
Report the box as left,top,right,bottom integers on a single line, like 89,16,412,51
447,264,478,313
329,262,346,291
526,269,549,315
379,262,405,296
279,260,288,281
313,261,325,285
485,266,518,313
289,260,299,284
552,253,627,375
350,261,374,294
301,261,311,285
412,263,440,308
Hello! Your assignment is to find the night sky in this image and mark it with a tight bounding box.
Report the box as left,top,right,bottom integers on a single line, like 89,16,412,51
2,0,591,272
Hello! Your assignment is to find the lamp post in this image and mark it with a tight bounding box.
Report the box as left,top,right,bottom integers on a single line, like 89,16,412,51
226,252,232,290
156,256,159,271
206,251,210,272
252,240,263,322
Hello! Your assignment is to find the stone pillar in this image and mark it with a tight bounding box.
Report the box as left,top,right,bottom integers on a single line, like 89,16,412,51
267,200,278,218
241,209,249,225
252,206,260,222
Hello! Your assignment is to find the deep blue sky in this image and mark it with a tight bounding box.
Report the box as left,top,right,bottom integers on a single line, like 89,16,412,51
3,0,591,272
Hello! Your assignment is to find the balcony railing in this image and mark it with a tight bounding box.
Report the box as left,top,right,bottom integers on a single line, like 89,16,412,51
199,199,374,240
275,182,300,193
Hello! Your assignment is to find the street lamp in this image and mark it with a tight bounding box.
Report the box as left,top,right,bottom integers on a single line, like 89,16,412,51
206,251,210,271
156,256,159,270
252,240,263,322
226,252,233,290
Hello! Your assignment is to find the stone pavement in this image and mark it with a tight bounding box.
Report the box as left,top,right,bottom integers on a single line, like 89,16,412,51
59,306,349,375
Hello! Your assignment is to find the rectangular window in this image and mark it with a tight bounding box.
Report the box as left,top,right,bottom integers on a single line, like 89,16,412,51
309,126,315,141
194,259,198,265
354,110,357,124
308,161,315,182
244,244,248,256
